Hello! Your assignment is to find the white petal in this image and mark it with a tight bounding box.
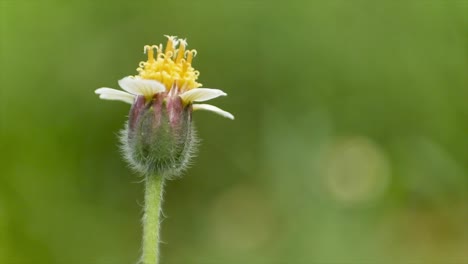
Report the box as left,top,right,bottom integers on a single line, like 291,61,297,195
179,88,227,103
192,104,234,120
118,76,166,97
95,87,135,104
95,87,132,96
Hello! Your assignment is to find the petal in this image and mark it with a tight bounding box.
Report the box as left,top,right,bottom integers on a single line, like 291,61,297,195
95,87,135,104
179,88,227,103
192,104,234,120
118,76,166,97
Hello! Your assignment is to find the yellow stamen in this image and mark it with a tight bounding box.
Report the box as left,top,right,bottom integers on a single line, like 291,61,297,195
186,50,195,64
136,36,202,91
176,39,186,63
144,45,155,63
164,35,177,57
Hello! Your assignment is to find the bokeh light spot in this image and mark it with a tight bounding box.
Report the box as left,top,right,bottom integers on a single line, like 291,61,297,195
321,136,391,206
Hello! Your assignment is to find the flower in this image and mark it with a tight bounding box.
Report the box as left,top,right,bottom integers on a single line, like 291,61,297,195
95,36,234,176
95,35,234,120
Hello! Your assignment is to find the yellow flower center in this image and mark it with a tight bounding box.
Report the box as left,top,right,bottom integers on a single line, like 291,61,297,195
136,36,202,91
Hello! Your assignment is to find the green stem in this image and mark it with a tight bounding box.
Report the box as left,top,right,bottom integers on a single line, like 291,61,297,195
142,174,164,264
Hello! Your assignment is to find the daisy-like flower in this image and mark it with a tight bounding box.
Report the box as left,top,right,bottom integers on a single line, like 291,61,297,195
95,36,233,175
95,35,234,119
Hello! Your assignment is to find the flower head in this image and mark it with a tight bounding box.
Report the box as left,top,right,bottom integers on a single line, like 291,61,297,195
95,36,234,176
96,35,234,119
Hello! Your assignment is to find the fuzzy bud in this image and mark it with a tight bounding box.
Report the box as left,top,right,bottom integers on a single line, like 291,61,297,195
121,93,197,177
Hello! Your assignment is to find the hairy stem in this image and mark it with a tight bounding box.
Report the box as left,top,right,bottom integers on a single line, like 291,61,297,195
142,174,164,264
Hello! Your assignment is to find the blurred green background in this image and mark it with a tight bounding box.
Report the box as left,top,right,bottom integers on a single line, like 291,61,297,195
1,0,467,263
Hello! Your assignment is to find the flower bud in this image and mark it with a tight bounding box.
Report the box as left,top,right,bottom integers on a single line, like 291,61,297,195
121,93,197,177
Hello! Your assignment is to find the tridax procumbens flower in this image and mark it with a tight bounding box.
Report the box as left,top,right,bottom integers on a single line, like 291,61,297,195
95,35,234,176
